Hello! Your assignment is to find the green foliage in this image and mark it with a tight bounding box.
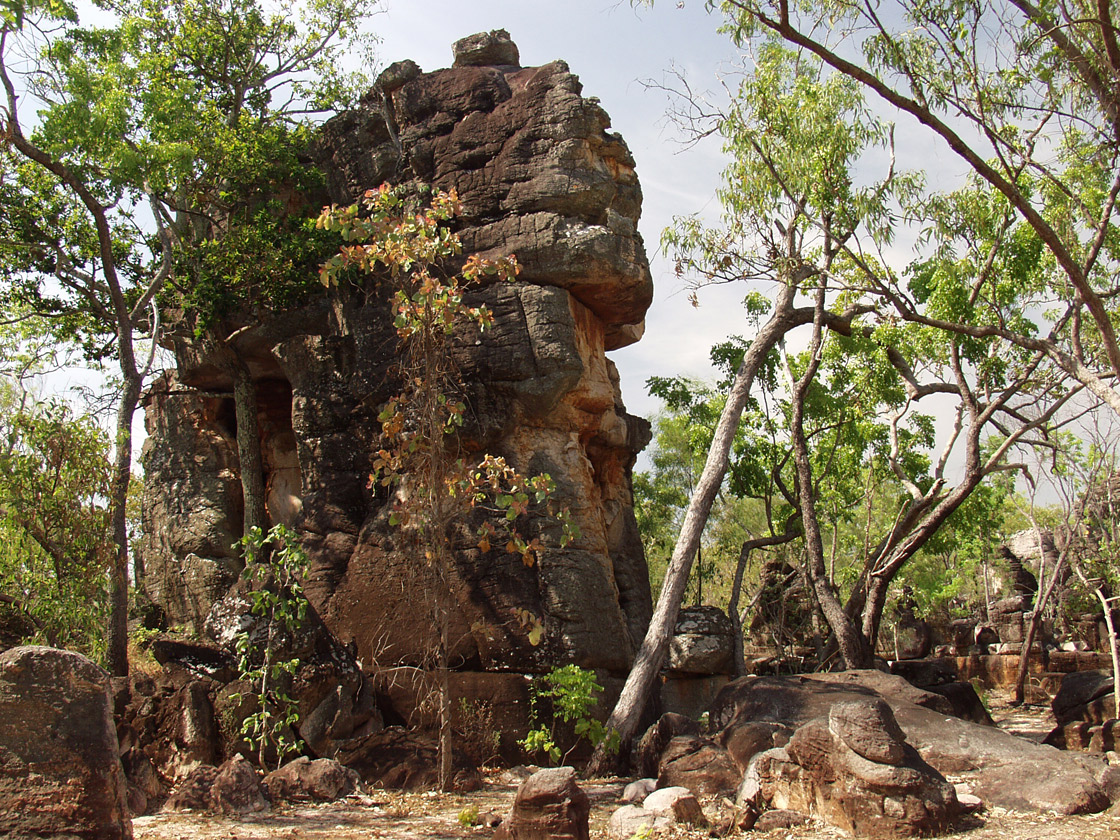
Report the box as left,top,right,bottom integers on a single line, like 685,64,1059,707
520,664,619,766
457,805,480,828
0,324,111,660
232,524,310,769
1,0,379,353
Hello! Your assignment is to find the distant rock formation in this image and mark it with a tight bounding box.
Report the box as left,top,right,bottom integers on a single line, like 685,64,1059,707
140,30,653,704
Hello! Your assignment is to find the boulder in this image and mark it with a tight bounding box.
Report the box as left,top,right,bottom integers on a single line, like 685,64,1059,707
493,766,590,840
336,727,441,791
263,756,360,802
0,646,132,840
888,657,957,688
210,754,268,815
894,612,932,660
620,777,657,804
719,720,792,773
163,765,219,811
923,681,994,726
747,704,958,838
829,699,908,764
642,785,707,826
607,804,668,838
712,671,1111,817
452,29,520,68
947,619,976,656
633,712,701,779
667,605,736,675
1051,670,1115,726
119,668,220,784
656,735,740,795
754,809,810,831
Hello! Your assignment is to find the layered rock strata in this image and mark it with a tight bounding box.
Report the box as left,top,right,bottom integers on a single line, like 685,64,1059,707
141,31,653,706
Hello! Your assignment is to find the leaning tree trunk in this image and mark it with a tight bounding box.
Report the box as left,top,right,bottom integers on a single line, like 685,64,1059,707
587,280,807,776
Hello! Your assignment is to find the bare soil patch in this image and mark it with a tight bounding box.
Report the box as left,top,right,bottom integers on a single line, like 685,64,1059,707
134,697,1120,840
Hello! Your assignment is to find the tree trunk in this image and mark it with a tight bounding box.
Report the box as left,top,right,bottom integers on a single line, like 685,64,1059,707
107,373,141,678
232,359,267,537
216,344,268,538
587,281,805,776
1013,532,1063,706
788,284,871,670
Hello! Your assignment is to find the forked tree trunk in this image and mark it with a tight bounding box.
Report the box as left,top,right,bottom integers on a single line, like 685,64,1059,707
788,285,871,670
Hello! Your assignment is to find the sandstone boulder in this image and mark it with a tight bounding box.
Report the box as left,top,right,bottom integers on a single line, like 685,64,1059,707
719,720,792,773
452,29,520,68
493,766,590,840
754,809,810,831
744,705,958,839
656,735,740,795
607,804,668,838
642,785,707,826
894,612,932,660
712,671,1111,817
667,605,736,675
634,712,701,779
210,754,269,815
1051,669,1115,726
163,765,219,812
0,646,132,840
620,777,657,803
263,756,360,802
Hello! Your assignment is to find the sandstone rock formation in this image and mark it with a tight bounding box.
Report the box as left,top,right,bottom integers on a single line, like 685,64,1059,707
709,671,1113,817
140,30,652,720
493,766,591,840
0,646,133,839
667,605,736,676
740,700,959,839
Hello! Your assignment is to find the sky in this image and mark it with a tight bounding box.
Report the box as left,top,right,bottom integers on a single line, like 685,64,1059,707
368,1,966,427
372,0,752,422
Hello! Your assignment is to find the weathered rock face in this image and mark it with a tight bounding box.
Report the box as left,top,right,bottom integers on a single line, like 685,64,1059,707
141,31,653,696
0,646,133,839
711,671,1113,818
667,605,736,676
741,702,959,839
493,766,591,840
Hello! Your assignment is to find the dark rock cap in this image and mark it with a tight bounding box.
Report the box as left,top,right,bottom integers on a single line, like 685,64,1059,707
453,29,520,68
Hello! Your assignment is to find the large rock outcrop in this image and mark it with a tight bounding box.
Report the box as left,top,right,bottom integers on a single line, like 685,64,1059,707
141,31,652,716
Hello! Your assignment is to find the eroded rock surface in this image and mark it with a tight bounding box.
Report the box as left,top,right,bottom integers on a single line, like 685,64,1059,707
0,646,133,839
493,766,590,840
140,33,653,718
711,672,1112,818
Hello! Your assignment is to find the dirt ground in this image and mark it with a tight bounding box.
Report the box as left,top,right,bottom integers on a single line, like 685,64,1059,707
133,696,1120,840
